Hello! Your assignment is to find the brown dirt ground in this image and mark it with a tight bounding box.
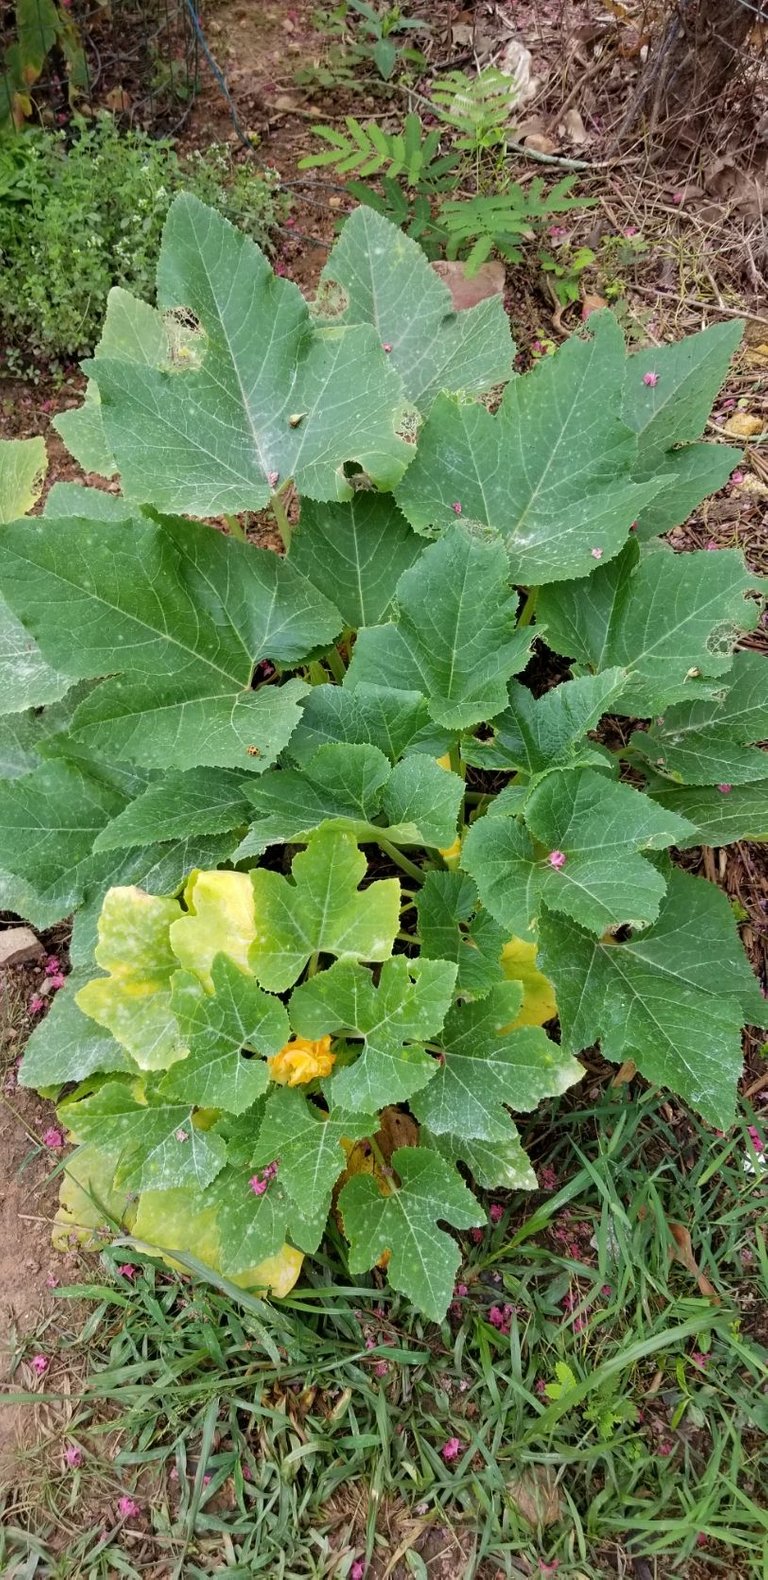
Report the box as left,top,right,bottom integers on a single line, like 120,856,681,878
2,0,768,1573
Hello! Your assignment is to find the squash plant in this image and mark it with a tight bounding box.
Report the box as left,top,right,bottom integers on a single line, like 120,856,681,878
1,199,766,1320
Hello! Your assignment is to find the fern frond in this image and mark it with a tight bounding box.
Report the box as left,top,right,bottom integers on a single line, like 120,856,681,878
298,113,460,188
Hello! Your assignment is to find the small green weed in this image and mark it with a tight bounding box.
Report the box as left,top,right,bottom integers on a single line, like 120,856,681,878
2,1088,766,1577
0,118,287,374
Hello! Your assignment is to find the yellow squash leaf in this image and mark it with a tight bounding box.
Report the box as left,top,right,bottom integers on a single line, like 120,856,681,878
76,886,186,1071
169,869,256,991
133,1188,303,1295
53,1142,136,1252
501,937,557,1028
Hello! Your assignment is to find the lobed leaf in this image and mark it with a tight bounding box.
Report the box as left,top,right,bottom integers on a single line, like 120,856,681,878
339,1146,483,1321
249,828,400,992
347,525,533,729
318,205,514,410
81,195,412,514
539,867,765,1126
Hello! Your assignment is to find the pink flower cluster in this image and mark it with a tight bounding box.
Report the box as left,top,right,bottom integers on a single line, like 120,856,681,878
488,1303,515,1335
29,957,67,1017
249,1160,279,1196
441,1436,462,1462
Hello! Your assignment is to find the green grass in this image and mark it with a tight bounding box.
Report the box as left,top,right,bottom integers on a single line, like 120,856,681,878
2,1084,768,1578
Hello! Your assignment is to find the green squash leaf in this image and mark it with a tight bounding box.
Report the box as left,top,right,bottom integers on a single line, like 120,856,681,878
347,525,534,729
288,495,422,628
94,768,254,851
0,435,46,521
538,541,762,715
415,871,505,998
253,1086,374,1224
462,670,627,773
63,1081,227,1194
622,321,742,538
425,1127,538,1191
287,682,451,766
539,867,765,1126
646,779,768,847
20,972,134,1089
236,743,463,858
83,194,411,514
53,286,169,477
159,954,289,1114
339,1146,483,1321
0,759,127,928
394,314,663,583
319,204,514,410
630,651,768,786
463,766,696,936
411,982,581,1139
249,828,400,992
0,512,340,772
290,955,456,1110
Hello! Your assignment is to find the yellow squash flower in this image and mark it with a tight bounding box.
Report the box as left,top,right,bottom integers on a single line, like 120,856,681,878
269,1034,335,1086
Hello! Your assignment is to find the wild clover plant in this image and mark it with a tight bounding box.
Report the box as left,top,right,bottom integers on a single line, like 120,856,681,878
1,199,766,1320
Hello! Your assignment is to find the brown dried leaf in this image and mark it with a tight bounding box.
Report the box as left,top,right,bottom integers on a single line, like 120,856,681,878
431,259,506,309
668,1222,720,1302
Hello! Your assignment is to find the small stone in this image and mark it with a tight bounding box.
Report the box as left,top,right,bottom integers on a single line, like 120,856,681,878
0,927,45,968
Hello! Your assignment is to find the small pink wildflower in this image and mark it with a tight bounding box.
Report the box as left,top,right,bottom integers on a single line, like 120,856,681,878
601,1284,612,1297
249,1175,268,1196
591,547,603,559
117,1263,136,1279
382,342,393,353
717,783,732,795
45,1273,59,1289
267,470,280,487
117,1495,140,1519
706,540,719,550
538,1165,558,1190
548,850,567,869
175,1128,189,1143
489,1203,503,1224
365,1336,376,1350
441,1436,462,1462
351,1562,366,1580
573,1314,588,1333
470,1227,483,1244
657,1441,674,1457
203,1474,212,1486
451,501,462,515
43,1127,64,1149
44,956,61,976
624,226,638,238
535,1378,548,1397
690,1350,708,1369
539,1564,559,1577
696,1533,708,1548
28,995,45,1015
748,1124,765,1154
731,470,745,485
64,1444,82,1468
671,191,683,204
373,1359,389,1377
31,1355,48,1376
454,1282,468,1298
488,1303,515,1334
48,973,66,992
642,371,659,387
